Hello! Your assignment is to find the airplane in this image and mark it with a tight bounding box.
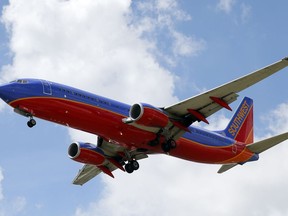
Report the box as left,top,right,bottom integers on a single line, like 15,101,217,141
0,57,288,185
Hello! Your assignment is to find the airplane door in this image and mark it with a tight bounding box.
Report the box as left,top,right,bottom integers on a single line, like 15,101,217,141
41,80,52,95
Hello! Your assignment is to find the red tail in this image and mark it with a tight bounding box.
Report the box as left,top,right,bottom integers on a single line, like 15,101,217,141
222,97,254,144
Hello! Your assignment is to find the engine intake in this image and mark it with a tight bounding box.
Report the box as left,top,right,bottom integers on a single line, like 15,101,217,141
128,103,169,128
68,142,106,165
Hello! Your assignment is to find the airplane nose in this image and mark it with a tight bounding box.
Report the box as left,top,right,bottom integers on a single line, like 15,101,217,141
0,83,16,103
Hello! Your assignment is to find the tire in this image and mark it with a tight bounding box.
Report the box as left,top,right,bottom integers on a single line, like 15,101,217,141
30,119,36,126
27,119,36,128
161,139,176,152
27,121,33,128
131,160,139,171
125,163,134,174
161,142,171,152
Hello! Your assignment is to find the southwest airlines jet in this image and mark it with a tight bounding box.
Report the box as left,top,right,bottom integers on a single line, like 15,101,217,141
0,57,288,185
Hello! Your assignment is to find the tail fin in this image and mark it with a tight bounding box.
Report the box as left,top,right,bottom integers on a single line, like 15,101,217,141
222,97,254,144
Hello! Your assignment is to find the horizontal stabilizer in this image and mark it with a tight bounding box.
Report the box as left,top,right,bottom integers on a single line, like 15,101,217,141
217,163,238,173
218,132,288,174
247,132,288,154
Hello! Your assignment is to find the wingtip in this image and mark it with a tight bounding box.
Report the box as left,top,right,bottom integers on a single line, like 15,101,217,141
283,57,288,61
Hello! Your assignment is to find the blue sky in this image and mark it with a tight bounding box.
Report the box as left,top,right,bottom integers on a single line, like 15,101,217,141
0,0,288,215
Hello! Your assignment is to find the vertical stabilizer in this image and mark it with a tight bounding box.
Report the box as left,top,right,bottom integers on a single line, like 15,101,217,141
223,97,254,144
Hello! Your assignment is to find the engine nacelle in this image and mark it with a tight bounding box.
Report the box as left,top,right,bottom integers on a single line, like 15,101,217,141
128,103,169,128
68,142,106,165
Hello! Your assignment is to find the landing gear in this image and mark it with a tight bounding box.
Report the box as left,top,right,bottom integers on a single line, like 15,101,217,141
125,160,140,174
148,128,177,153
161,139,177,153
27,118,36,128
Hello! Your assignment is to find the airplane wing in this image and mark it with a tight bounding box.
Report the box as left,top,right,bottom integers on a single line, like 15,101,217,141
164,57,288,125
73,163,118,186
73,164,106,185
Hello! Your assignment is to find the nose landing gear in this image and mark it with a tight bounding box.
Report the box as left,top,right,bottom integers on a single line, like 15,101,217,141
27,118,36,128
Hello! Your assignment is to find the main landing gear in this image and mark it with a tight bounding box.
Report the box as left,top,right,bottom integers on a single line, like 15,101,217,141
27,117,36,128
161,139,177,153
149,129,177,153
125,160,139,174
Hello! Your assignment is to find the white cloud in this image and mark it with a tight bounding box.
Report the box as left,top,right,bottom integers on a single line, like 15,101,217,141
172,31,206,57
216,1,252,25
130,0,205,64
0,196,27,216
217,0,236,14
262,102,288,135
0,173,27,216
1,0,177,105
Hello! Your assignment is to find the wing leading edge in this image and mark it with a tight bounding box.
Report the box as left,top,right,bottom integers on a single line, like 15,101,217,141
164,57,288,124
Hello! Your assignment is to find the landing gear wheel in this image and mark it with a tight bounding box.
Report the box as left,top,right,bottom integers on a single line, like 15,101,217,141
125,163,134,174
162,142,171,153
27,118,36,128
125,160,140,173
168,139,177,149
131,160,139,171
162,139,177,153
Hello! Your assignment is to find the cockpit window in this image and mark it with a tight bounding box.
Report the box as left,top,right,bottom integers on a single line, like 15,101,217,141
12,79,29,84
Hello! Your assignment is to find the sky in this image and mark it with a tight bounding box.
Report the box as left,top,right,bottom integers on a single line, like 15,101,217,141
0,0,288,215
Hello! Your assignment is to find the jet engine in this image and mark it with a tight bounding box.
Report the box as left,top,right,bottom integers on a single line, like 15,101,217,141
68,142,106,165
127,103,169,128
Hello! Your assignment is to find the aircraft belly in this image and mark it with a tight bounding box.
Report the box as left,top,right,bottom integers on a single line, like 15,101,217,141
10,97,156,148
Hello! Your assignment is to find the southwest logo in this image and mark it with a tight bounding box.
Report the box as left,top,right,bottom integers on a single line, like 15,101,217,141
228,100,250,136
